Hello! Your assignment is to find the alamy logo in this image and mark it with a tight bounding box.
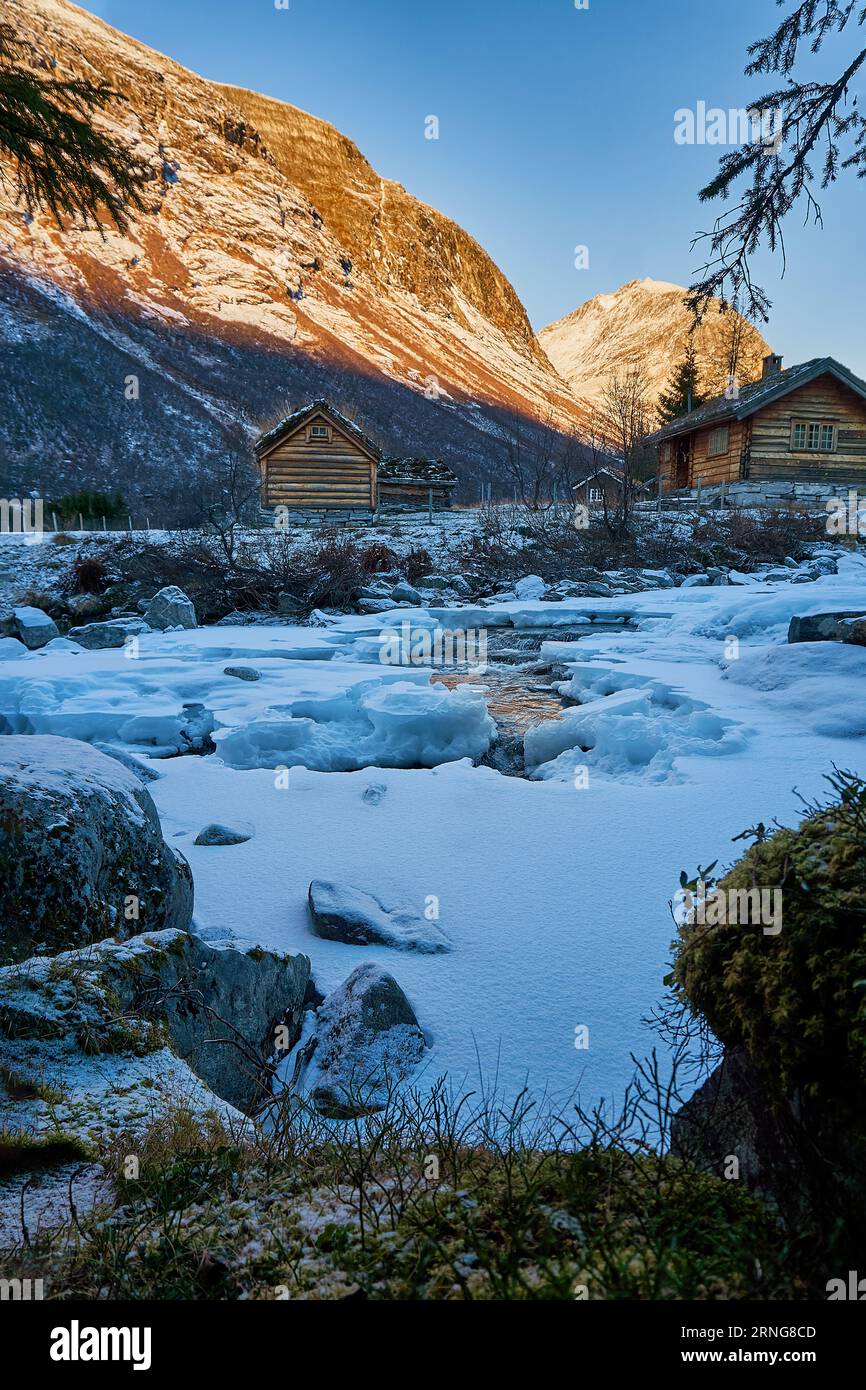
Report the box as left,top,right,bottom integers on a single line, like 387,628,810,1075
50,1320,152,1370
826,1271,866,1300
674,102,783,150
0,497,44,544
677,879,783,936
379,622,488,674
0,1277,44,1300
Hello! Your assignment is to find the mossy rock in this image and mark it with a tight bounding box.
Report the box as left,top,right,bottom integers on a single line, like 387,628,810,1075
672,774,866,1104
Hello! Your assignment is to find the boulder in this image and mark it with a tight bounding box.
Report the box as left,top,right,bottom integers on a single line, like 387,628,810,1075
223,665,262,682
8,606,59,650
0,929,311,1123
513,575,546,600
67,593,111,620
787,611,866,645
0,735,193,964
416,574,452,591
277,591,305,616
298,963,427,1117
390,580,422,605
308,880,451,953
680,574,710,588
144,585,197,630
67,617,150,649
194,822,253,846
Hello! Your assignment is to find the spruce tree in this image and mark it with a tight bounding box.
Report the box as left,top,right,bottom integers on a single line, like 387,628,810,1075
657,346,706,424
0,22,149,232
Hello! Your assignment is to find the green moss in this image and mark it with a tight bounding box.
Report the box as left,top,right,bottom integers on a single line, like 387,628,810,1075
672,770,866,1103
0,1128,94,1177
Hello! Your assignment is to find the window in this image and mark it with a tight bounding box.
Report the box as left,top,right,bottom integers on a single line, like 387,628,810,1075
707,426,730,457
589,487,603,503
310,424,330,441
791,420,836,452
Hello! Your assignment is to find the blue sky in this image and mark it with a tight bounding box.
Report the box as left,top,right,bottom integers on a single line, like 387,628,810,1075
88,0,864,373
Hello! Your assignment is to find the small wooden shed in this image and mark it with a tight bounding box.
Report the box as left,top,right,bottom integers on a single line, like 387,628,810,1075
255,401,380,513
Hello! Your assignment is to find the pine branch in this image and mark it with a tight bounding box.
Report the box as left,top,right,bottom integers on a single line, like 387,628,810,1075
0,21,150,233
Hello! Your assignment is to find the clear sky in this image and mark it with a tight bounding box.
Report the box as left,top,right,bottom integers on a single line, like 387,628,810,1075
87,0,864,373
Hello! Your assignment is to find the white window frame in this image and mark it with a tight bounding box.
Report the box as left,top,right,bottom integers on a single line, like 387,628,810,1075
309,423,331,441
790,419,837,452
588,487,603,503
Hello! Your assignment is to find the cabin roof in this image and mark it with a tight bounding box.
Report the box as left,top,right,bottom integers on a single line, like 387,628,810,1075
643,357,866,446
255,399,383,460
572,464,650,492
379,457,458,486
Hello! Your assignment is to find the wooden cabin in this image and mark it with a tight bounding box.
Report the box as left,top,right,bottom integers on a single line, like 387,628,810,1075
572,465,650,510
378,458,457,512
255,401,380,514
646,356,866,493
255,401,458,514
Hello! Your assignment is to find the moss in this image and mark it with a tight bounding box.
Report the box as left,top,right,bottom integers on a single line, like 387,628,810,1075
672,770,866,1103
0,1128,94,1177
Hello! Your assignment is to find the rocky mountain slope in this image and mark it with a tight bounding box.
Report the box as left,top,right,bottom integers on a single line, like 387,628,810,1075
540,279,772,414
0,0,583,514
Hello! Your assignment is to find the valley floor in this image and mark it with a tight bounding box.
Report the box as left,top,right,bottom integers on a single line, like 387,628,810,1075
4,547,866,1117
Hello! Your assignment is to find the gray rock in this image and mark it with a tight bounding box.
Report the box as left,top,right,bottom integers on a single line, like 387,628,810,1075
513,574,546,600
415,574,452,591
300,962,427,1116
680,574,711,588
810,555,838,576
788,611,866,645
277,591,305,616
223,665,262,682
359,597,399,614
144,585,197,630
390,580,422,605
67,617,150,649
9,606,59,650
308,880,451,953
0,929,311,1121
194,822,253,846
0,735,193,964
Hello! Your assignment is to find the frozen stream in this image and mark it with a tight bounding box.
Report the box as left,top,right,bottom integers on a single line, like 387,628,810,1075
4,558,866,1117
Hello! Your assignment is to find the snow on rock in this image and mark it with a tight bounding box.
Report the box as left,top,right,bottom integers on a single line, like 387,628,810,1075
0,735,193,963
144,585,197,631
0,929,310,1134
290,962,427,1117
67,617,150,649
308,880,452,953
513,575,546,600
223,665,262,681
4,605,59,650
194,821,254,845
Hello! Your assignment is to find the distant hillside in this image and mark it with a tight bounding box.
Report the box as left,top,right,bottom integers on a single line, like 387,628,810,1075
539,279,772,415
0,0,585,516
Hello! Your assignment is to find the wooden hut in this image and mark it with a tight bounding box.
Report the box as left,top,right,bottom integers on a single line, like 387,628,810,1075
255,401,380,515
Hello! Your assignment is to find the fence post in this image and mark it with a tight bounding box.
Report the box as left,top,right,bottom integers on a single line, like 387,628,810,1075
428,487,433,524
52,511,58,532
128,515,133,533
696,480,703,515
79,512,84,533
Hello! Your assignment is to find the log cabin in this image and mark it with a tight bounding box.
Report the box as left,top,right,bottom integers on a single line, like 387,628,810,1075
646,356,866,494
255,401,457,514
572,465,651,510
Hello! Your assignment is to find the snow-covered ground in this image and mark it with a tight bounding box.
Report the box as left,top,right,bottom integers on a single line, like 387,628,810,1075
3,551,866,1118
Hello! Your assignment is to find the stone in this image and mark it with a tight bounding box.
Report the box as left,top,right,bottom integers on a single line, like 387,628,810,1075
416,574,451,591
513,575,546,600
308,880,451,953
390,580,422,605
298,962,427,1117
0,929,311,1122
0,735,193,964
10,606,59,650
223,665,261,682
67,617,150,649
680,574,710,588
276,591,305,616
67,593,111,620
788,611,866,644
144,585,197,630
194,822,253,846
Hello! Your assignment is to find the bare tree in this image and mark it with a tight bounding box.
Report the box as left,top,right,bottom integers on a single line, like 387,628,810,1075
688,1,866,323
501,409,582,510
597,364,654,532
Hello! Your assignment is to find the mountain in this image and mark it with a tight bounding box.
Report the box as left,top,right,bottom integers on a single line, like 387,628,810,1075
539,278,772,415
0,0,583,515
